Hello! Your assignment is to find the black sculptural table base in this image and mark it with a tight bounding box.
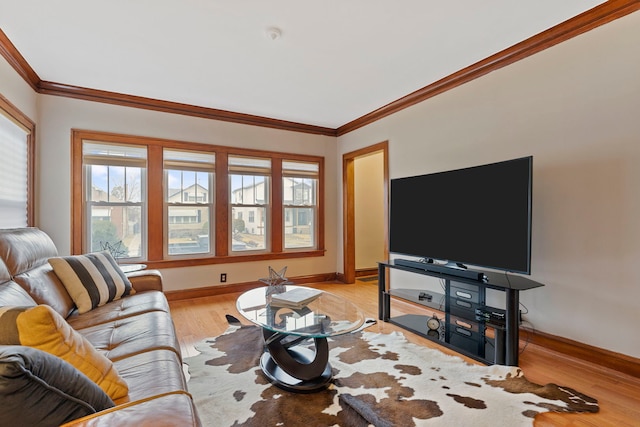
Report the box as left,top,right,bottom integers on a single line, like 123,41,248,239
260,329,332,393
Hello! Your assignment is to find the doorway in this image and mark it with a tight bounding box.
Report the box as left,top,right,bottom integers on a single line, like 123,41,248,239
342,141,389,284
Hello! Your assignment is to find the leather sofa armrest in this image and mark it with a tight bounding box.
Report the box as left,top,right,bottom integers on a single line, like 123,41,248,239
126,269,164,293
60,392,201,427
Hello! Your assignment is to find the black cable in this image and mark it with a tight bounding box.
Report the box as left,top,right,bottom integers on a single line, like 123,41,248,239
519,319,535,355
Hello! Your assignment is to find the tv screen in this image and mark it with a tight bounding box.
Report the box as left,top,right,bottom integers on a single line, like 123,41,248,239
389,156,532,274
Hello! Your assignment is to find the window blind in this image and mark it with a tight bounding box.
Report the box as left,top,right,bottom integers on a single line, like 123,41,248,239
228,156,271,175
0,112,28,228
283,160,319,177
164,149,215,172
83,141,147,167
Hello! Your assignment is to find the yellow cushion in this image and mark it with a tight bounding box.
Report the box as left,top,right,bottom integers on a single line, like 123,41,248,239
0,305,128,400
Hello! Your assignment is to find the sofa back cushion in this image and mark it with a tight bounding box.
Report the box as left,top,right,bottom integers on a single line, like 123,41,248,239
0,345,115,426
0,228,75,318
0,228,58,275
0,257,9,284
13,264,76,318
0,258,35,308
0,281,37,308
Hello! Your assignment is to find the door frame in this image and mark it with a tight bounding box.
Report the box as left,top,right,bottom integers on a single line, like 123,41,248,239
342,141,389,283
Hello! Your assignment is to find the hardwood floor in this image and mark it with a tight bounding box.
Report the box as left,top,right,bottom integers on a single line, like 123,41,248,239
169,281,640,427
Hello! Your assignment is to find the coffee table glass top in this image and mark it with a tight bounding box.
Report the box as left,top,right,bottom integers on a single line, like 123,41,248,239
236,286,365,338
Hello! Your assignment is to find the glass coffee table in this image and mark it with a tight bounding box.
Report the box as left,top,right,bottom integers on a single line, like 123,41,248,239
236,285,365,392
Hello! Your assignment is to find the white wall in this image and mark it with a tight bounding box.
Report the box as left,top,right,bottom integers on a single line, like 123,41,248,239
35,95,338,291
337,12,640,358
0,59,37,120
354,151,385,270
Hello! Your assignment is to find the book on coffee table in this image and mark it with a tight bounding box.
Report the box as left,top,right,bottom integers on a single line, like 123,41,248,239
270,287,322,309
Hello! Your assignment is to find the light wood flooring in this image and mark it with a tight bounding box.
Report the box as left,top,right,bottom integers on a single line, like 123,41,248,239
169,281,640,427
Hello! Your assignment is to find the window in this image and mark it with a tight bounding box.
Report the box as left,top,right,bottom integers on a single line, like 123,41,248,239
229,156,270,252
283,160,319,249
164,149,215,256
72,130,324,267
0,97,34,228
83,142,146,260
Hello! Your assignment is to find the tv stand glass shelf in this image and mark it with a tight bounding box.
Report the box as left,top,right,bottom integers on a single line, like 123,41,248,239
378,259,544,366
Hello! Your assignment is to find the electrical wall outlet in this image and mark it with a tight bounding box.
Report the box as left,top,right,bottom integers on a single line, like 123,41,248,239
220,273,227,283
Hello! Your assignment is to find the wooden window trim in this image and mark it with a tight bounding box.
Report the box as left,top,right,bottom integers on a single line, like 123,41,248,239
0,93,35,226
71,129,325,268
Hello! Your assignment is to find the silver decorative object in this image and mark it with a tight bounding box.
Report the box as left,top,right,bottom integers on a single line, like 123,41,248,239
261,266,292,298
99,240,126,260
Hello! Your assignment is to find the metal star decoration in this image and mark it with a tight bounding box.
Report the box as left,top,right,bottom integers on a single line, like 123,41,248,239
259,266,291,287
99,240,126,260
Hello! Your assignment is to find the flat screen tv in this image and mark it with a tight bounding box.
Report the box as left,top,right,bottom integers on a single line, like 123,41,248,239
389,156,532,275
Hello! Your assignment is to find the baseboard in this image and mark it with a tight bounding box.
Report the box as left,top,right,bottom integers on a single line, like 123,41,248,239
355,268,378,278
164,272,338,301
524,328,640,378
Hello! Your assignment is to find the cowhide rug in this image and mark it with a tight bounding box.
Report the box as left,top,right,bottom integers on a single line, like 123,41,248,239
184,323,598,427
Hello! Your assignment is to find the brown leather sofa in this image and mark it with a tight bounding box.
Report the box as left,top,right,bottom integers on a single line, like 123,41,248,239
0,228,202,426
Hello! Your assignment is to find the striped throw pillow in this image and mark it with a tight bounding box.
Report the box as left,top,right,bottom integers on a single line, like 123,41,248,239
49,251,134,314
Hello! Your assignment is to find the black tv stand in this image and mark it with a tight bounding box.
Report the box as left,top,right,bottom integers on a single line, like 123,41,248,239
394,258,486,281
378,259,544,366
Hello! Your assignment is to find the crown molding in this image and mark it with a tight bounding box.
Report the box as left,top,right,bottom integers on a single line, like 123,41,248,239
0,29,40,91
336,0,640,136
2,1,639,137
38,81,337,136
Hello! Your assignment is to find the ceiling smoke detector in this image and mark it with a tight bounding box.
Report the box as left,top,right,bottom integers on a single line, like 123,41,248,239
265,27,282,40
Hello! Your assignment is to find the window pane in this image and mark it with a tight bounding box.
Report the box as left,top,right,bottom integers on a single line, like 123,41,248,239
89,165,143,203
90,206,142,258
125,167,143,202
232,206,266,251
168,206,210,255
284,177,316,205
230,175,267,205
108,166,126,201
167,170,210,203
284,207,315,249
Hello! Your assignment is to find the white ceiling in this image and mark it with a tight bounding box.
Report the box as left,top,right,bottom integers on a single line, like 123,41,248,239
0,0,605,128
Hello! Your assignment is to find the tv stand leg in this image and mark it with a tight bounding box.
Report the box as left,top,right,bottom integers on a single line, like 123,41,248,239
505,288,520,366
377,263,392,321
494,328,506,365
